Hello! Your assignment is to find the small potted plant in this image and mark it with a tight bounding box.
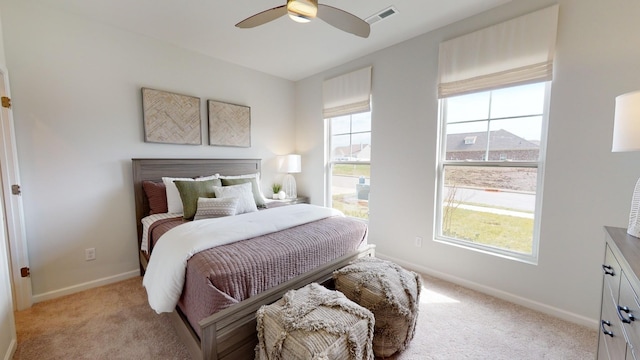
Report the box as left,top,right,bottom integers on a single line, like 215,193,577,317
272,183,282,199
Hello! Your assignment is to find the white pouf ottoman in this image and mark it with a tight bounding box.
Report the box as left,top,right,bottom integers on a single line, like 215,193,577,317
333,257,422,358
256,283,375,360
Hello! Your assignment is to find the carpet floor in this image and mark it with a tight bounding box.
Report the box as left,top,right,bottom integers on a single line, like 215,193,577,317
12,274,597,359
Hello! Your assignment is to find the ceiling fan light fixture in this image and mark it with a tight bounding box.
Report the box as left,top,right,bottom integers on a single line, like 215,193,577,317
236,0,369,38
287,0,318,23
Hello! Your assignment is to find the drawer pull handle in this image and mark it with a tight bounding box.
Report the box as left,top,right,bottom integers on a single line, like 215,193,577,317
602,264,615,276
601,320,614,337
617,305,635,323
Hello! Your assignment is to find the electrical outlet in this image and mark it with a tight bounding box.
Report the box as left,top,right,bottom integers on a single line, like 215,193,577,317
85,248,96,261
415,236,422,247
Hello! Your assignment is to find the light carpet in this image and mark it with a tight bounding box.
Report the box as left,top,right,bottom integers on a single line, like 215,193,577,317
12,274,597,359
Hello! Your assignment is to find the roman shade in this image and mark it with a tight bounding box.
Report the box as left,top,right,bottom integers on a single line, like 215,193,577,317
323,66,372,118
437,5,559,98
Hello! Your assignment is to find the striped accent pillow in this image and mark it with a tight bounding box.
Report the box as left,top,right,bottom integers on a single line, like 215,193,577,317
193,197,239,220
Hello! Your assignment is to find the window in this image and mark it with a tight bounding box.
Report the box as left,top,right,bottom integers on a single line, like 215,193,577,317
323,66,372,220
435,6,558,261
436,82,548,260
327,111,371,220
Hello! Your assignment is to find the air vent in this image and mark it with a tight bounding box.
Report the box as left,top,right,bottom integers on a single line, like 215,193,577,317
365,6,398,25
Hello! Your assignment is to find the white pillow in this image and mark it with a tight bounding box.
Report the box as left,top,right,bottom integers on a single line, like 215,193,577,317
193,197,239,220
162,174,219,214
213,182,258,214
218,173,267,203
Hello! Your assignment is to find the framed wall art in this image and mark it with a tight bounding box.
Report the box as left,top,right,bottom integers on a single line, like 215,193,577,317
207,100,251,148
141,88,201,145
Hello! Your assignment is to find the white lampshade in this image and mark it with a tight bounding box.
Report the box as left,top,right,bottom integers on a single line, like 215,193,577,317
612,90,640,238
277,154,302,174
612,91,640,152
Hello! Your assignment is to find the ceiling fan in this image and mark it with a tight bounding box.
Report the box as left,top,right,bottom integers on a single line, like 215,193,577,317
235,0,370,38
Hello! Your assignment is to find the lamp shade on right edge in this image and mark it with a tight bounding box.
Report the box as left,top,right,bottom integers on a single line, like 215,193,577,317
612,90,640,152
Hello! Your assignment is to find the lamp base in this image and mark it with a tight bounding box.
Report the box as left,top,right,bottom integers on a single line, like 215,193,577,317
282,174,297,199
628,177,640,238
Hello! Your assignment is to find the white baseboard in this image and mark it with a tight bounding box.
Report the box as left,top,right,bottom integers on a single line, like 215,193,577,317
376,252,599,329
32,270,140,303
3,338,16,360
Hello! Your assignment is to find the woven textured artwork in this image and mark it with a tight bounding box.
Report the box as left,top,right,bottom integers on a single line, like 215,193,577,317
208,100,251,147
334,257,422,358
256,283,375,360
142,88,201,145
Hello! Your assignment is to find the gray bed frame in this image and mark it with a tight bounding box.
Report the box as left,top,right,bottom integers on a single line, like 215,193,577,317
132,158,375,360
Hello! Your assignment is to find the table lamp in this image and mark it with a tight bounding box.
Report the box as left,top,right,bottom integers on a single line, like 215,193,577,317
278,154,301,199
612,90,640,237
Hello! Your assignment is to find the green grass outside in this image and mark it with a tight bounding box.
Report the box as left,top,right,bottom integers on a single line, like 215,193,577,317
333,164,370,177
443,206,533,253
332,194,369,219
332,163,533,253
331,163,370,219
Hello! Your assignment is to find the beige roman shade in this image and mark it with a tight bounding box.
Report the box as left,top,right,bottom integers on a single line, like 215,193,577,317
437,5,559,98
323,66,372,118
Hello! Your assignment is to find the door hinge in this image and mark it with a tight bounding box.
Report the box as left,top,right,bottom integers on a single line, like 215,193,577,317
1,96,10,109
20,267,30,277
11,184,20,195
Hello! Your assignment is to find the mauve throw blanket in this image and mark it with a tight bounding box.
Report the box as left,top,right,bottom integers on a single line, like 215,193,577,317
144,205,345,313
178,215,368,338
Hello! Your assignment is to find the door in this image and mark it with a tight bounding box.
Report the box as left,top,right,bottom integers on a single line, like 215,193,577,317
0,67,31,310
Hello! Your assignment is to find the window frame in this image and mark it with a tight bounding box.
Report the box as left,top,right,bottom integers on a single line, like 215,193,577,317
325,111,371,222
434,82,551,264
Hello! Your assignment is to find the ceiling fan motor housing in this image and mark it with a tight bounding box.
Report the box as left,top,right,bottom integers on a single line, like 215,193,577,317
287,0,318,22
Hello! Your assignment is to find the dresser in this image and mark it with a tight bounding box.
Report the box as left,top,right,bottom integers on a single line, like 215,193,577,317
599,226,640,359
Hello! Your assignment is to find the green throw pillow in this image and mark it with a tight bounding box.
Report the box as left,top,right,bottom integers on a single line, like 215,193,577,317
174,179,222,220
220,177,266,207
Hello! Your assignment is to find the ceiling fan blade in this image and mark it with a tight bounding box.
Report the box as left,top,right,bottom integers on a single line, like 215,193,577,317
235,6,288,28
317,4,370,38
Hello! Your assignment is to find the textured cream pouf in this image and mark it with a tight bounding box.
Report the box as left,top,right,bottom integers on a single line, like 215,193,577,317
333,257,422,358
255,283,375,360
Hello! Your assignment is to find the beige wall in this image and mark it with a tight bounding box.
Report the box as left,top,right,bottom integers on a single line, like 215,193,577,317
296,0,640,326
0,0,297,300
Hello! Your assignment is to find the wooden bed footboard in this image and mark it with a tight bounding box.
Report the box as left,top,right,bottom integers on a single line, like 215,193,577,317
173,244,375,360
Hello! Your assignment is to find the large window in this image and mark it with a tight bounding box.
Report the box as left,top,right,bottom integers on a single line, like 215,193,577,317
327,111,371,220
436,82,548,260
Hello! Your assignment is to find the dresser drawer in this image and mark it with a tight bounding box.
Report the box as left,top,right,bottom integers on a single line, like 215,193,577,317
620,271,640,347
598,333,609,360
604,244,623,301
601,286,629,359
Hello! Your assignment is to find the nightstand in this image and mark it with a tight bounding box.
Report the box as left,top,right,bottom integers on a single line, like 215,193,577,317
265,196,310,208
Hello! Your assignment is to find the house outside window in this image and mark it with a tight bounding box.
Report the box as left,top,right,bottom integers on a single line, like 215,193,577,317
327,111,371,220
436,82,549,261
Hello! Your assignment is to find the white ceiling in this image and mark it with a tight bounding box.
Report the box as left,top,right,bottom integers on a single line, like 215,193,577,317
30,0,511,81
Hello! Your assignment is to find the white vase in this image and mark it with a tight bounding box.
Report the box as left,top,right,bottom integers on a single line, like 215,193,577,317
277,191,287,200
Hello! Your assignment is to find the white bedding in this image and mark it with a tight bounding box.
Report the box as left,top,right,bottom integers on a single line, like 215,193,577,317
142,204,343,313
140,212,182,253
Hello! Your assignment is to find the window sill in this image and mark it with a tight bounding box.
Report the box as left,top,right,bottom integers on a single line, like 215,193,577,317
434,235,539,265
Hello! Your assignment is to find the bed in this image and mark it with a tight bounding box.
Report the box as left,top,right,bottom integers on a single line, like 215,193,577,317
132,158,375,360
